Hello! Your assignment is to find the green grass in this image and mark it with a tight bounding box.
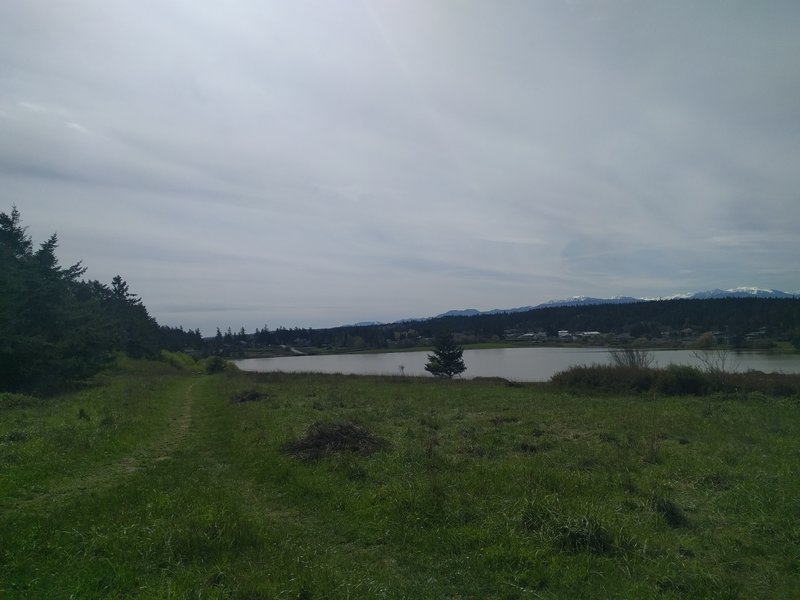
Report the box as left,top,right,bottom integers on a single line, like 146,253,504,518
1,359,798,598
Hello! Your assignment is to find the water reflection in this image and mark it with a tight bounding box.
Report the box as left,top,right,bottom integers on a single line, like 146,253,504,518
234,347,800,382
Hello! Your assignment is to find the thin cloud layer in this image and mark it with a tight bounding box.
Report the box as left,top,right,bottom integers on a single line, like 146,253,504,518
2,1,799,333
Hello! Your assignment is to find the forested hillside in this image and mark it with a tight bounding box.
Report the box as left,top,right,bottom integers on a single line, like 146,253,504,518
227,297,800,353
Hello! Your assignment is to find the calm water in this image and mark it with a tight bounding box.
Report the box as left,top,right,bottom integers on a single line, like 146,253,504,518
234,347,800,382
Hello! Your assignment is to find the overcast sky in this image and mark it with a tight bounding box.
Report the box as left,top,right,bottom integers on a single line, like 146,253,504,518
2,1,799,334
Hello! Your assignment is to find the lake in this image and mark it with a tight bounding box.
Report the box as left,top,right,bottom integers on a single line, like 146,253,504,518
233,347,800,382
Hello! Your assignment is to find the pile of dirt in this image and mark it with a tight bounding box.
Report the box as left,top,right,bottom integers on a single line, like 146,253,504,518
281,421,390,459
230,389,268,403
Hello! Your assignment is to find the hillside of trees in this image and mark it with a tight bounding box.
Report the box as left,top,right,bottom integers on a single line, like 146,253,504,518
0,207,202,392
214,296,800,356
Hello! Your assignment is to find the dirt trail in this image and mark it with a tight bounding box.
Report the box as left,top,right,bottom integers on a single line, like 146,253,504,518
118,378,198,474
1,378,200,513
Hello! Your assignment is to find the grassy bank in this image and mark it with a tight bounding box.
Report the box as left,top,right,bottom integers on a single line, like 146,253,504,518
1,359,798,598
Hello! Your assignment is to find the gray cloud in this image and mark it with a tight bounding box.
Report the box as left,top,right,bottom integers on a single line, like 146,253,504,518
2,0,799,333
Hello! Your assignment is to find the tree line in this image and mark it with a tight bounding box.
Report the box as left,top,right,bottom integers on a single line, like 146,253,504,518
415,297,800,345
216,297,800,353
0,207,202,392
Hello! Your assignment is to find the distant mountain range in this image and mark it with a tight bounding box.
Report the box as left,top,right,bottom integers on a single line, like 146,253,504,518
435,287,800,319
668,287,800,301
343,287,799,328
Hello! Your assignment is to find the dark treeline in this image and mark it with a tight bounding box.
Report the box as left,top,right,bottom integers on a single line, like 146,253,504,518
416,298,800,342
219,297,800,354
0,207,202,392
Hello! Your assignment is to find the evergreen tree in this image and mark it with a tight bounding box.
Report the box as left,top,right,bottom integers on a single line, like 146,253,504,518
105,275,160,358
425,332,466,379
0,207,115,391
0,207,175,391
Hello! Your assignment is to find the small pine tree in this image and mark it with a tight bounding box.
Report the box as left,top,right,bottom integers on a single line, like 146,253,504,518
425,332,467,379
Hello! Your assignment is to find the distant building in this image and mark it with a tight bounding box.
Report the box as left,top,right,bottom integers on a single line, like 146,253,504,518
745,328,767,341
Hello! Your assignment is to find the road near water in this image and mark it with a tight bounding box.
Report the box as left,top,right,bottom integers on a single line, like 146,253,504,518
234,347,800,382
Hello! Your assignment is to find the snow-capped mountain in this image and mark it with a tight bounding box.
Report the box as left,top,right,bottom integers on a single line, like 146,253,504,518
436,297,637,318
353,288,798,327
534,295,641,308
434,288,798,319
687,287,797,300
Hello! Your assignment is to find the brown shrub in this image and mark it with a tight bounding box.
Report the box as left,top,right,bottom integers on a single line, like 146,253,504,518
281,421,390,459
230,389,268,403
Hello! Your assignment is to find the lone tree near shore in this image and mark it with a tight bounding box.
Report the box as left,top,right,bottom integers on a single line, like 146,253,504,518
425,332,467,379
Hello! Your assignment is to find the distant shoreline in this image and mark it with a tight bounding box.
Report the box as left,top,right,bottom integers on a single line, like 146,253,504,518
241,340,798,359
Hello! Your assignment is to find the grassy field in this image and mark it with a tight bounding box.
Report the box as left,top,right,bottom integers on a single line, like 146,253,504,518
1,358,798,598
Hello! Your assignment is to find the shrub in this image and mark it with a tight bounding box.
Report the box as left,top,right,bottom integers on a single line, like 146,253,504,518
725,370,800,397
205,356,227,374
160,350,197,371
609,346,655,369
695,331,714,349
656,365,706,396
230,389,267,403
550,365,659,394
651,494,689,528
0,392,40,410
281,421,390,459
551,363,800,398
5,430,30,443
